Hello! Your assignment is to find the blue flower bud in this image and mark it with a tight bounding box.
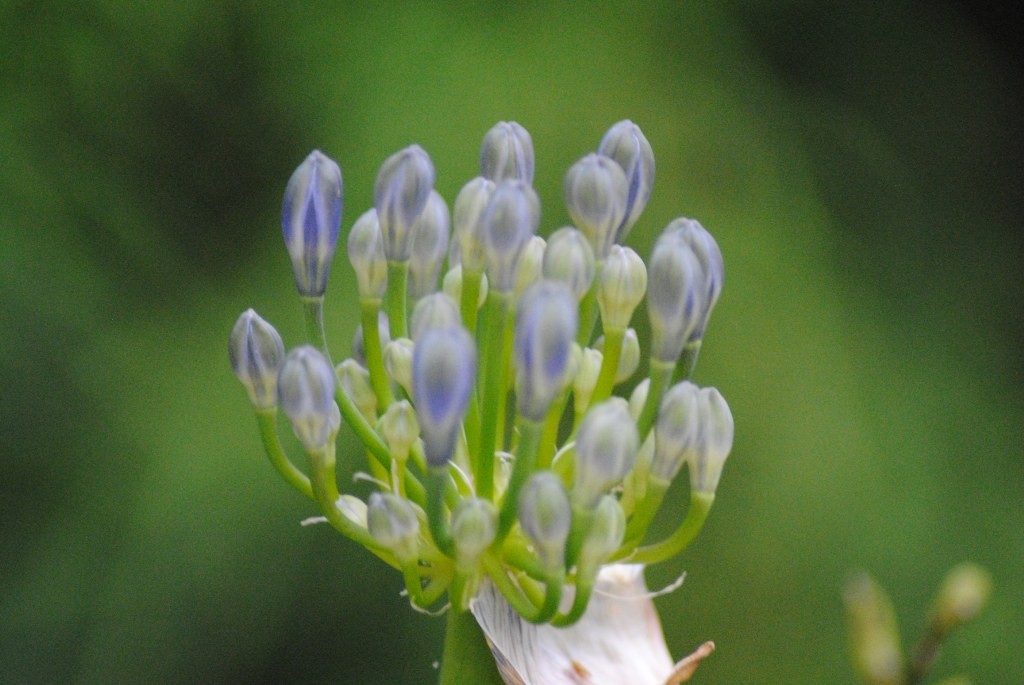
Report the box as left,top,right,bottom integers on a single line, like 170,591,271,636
651,381,701,481
408,191,451,300
514,281,578,421
665,218,724,341
542,226,595,302
412,326,476,466
518,471,572,570
646,230,703,363
564,154,629,259
281,150,343,297
410,292,461,341
597,245,647,331
347,208,387,301
278,346,339,451
480,121,535,184
374,144,436,262
367,492,420,562
453,177,495,272
573,398,639,508
598,120,655,243
229,309,286,409
481,180,540,293
687,387,733,494
451,497,498,566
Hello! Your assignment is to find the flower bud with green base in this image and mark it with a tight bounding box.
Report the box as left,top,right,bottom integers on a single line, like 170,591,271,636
646,230,703,364
573,398,639,509
408,190,451,300
665,218,724,342
453,177,495,273
452,497,498,568
514,281,578,422
930,563,992,635
651,381,701,482
368,492,421,563
480,121,534,184
513,235,546,300
410,292,461,341
413,326,476,467
482,180,540,294
282,151,343,298
278,346,339,452
337,358,377,423
347,208,387,301
229,309,285,410
687,387,733,496
572,347,603,417
542,226,595,303
598,245,646,331
442,264,489,313
564,154,629,259
379,400,419,461
375,144,436,262
598,120,654,243
518,471,572,572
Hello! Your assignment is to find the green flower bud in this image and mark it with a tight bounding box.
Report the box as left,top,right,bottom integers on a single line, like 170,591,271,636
843,573,904,685
367,492,420,562
573,398,639,508
687,387,734,494
451,497,498,566
410,292,461,341
646,229,703,363
378,400,420,460
514,281,578,421
337,358,377,423
442,264,489,311
931,563,992,634
597,245,646,331
229,309,285,409
598,120,654,243
408,191,451,300
542,226,595,302
572,347,603,416
453,177,495,272
595,328,640,384
651,381,701,482
383,337,415,396
375,144,435,262
278,346,339,451
281,150,343,297
628,378,650,421
480,121,535,184
513,235,546,300
482,180,540,293
518,471,571,570
564,154,629,259
347,208,387,300
578,494,626,571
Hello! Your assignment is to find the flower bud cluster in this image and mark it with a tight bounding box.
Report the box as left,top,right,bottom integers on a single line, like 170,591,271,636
230,121,735,627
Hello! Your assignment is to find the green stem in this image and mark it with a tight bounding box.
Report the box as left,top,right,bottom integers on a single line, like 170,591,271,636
620,477,670,552
460,267,484,335
301,297,331,360
629,491,714,564
672,340,702,383
635,358,675,439
576,262,603,346
475,291,511,500
386,260,409,339
589,326,625,406
360,297,395,408
497,418,543,541
427,466,455,556
255,408,313,500
438,603,506,685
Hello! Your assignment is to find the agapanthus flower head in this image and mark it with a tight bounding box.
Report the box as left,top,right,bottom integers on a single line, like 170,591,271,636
281,150,343,297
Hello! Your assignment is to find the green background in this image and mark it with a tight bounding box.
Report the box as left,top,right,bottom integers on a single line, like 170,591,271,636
2,1,1021,683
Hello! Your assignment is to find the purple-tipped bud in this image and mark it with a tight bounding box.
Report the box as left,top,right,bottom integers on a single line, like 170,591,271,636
374,144,436,262
412,326,476,466
597,245,647,331
651,381,701,481
514,281,578,422
665,218,724,341
229,309,286,409
410,292,461,341
687,387,734,494
646,230,704,363
480,121,535,184
481,180,540,293
408,191,451,300
367,492,420,562
542,226,595,302
453,177,496,272
451,497,498,566
518,471,572,570
564,154,629,259
347,208,387,301
281,150,343,297
573,398,639,508
278,346,339,451
598,120,655,242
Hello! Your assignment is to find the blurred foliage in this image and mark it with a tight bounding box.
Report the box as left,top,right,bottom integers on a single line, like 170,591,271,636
1,1,1021,683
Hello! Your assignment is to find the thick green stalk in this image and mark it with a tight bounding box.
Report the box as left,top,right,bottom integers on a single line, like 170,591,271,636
255,408,313,500
438,606,506,685
635,358,675,439
589,325,625,406
385,260,410,339
630,491,714,564
360,297,395,408
474,291,511,499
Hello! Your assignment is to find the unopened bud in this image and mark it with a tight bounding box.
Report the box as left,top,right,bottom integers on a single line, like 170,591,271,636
482,180,540,293
931,563,992,634
572,347,603,416
651,381,701,482
518,471,571,570
573,398,639,508
628,378,650,421
374,145,435,262
453,177,495,272
229,309,285,409
337,358,377,422
542,226,595,302
514,281,578,421
384,337,415,395
597,245,646,331
408,191,451,300
665,218,724,341
367,492,420,562
378,399,420,459
687,387,734,494
578,495,626,571
564,154,628,259
278,346,339,451
347,208,387,300
412,326,476,466
281,150,343,297
598,120,654,243
513,235,546,299
442,264,489,311
452,497,498,566
647,229,703,363
595,328,640,384
410,292,461,341
843,573,904,685
480,121,535,184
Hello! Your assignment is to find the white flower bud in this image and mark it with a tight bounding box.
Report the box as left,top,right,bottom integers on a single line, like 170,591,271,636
278,346,338,451
408,191,451,300
229,309,285,409
564,154,629,259
573,398,639,508
367,492,420,562
542,226,595,303
597,245,647,331
347,208,387,300
518,471,571,570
